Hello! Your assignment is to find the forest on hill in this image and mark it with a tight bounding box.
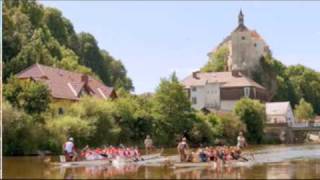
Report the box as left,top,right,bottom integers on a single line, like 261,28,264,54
3,0,133,91
201,46,320,115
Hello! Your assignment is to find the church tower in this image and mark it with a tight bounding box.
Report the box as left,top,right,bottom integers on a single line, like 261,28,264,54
208,10,270,76
238,9,244,26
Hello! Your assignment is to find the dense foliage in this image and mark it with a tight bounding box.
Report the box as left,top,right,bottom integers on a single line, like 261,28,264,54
294,99,315,122
3,0,133,91
3,77,51,114
234,98,265,144
3,74,246,155
201,46,229,72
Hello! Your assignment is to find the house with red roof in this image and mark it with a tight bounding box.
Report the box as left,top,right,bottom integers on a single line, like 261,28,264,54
16,64,117,102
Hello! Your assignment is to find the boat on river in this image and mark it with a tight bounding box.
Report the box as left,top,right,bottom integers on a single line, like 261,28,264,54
172,158,252,169
51,149,164,168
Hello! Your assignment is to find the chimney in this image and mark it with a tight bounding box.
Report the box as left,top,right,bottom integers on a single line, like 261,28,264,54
231,69,242,77
81,74,89,85
192,71,200,79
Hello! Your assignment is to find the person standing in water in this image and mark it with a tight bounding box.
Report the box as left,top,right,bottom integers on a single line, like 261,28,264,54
237,131,247,149
63,137,78,161
177,137,189,162
144,135,153,154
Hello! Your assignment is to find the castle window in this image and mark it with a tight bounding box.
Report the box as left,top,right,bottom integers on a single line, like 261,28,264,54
241,36,245,40
192,97,197,105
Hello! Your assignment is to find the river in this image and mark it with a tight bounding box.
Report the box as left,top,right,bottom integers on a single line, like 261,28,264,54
3,144,320,179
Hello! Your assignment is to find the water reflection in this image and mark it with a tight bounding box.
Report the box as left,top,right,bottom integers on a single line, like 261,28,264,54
3,144,320,179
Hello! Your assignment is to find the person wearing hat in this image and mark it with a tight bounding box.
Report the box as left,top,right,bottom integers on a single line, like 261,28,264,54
144,135,153,154
63,137,77,161
177,137,189,162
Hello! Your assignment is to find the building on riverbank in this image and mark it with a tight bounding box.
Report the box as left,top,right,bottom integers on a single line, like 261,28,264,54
265,102,295,126
181,70,268,112
16,63,117,104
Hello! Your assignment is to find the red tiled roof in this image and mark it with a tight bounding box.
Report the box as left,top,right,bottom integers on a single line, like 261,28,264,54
182,71,265,89
16,64,115,100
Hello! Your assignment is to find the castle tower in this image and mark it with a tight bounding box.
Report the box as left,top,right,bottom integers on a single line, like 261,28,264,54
238,9,244,26
208,10,270,77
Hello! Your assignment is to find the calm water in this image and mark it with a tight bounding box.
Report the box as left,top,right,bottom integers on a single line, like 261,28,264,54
3,144,320,179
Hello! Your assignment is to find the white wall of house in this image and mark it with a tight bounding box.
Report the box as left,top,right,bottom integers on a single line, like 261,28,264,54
204,83,220,109
190,85,205,110
190,83,222,110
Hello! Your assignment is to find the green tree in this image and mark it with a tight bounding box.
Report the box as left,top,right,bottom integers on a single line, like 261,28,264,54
45,115,95,151
233,98,265,144
2,100,42,155
152,73,193,146
294,98,315,122
201,46,229,72
3,77,51,114
3,0,134,92
56,47,94,76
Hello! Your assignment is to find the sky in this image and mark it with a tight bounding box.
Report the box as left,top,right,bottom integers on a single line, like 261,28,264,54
40,1,320,94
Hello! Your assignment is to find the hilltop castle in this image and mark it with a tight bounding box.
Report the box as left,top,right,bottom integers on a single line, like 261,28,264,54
181,10,272,112
208,10,271,75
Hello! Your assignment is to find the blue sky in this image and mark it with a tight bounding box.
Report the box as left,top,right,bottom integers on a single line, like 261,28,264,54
40,1,320,94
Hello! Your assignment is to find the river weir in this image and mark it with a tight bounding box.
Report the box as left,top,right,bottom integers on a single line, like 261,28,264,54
3,144,320,179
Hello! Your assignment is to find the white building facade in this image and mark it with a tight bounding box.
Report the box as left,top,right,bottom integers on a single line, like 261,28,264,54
182,71,268,112
265,102,295,126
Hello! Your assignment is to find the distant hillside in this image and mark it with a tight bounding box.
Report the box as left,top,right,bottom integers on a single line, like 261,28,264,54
3,0,133,91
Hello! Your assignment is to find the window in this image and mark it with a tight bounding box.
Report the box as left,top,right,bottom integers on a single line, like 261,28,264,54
191,87,197,92
58,107,64,115
254,43,257,47
241,36,245,40
192,97,197,105
244,87,250,97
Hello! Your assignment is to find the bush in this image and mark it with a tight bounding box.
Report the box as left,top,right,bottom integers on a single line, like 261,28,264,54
45,115,95,152
234,98,265,144
3,100,42,155
3,77,51,114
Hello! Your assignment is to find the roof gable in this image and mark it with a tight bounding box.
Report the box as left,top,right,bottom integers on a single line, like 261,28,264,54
16,64,115,101
182,71,265,89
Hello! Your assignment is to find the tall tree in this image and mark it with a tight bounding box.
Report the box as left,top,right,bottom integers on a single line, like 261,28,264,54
152,73,194,145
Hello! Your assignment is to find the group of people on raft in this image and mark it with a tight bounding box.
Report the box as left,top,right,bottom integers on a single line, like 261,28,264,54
63,131,247,163
177,131,248,163
63,138,142,162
